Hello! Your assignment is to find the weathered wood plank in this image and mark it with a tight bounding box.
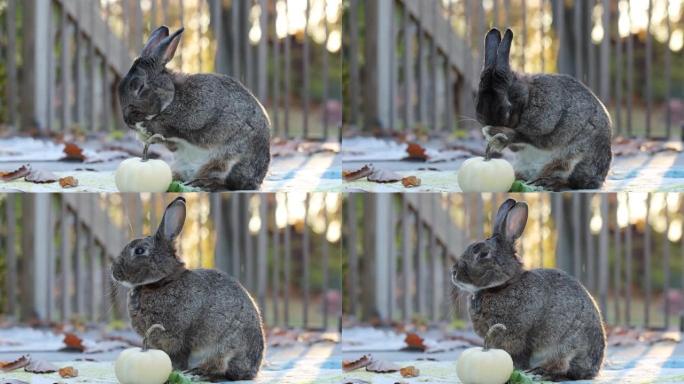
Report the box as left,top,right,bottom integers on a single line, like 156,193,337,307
398,0,478,91
57,0,131,75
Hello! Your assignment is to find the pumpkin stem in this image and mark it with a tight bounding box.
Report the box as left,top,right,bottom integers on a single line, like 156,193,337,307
141,134,166,163
483,323,507,351
484,144,494,161
143,324,165,352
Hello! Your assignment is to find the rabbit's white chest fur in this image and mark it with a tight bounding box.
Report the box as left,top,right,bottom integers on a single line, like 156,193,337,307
167,138,213,180
512,144,555,179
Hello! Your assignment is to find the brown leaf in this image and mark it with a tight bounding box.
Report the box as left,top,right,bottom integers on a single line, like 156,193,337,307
343,164,373,182
62,142,86,162
58,366,78,378
367,169,401,183
342,354,371,372
59,176,79,188
24,359,57,373
406,143,428,161
62,333,86,352
0,355,30,372
400,366,420,378
401,176,421,188
0,165,31,182
404,333,427,352
25,169,58,183
365,359,400,373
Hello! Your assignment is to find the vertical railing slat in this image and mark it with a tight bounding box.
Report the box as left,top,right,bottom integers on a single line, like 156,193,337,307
284,194,292,327
645,0,653,137
302,0,310,138
322,195,330,328
5,195,17,317
6,0,18,130
598,194,609,317
645,195,652,327
347,194,358,318
664,198,671,329
572,194,581,278
625,194,633,326
401,195,411,323
302,195,310,328
257,194,268,323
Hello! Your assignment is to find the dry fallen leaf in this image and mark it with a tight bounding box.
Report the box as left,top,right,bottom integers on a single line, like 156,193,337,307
59,176,79,188
25,170,58,183
0,355,30,372
400,366,420,378
406,142,428,161
24,359,57,373
365,358,400,373
62,142,86,162
62,333,86,352
404,333,427,352
401,176,421,188
58,366,78,378
342,354,372,372
367,169,402,183
343,164,373,182
0,165,31,182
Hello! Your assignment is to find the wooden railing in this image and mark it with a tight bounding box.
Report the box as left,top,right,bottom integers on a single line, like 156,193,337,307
346,0,681,139
1,193,342,331
1,0,342,141
345,193,684,331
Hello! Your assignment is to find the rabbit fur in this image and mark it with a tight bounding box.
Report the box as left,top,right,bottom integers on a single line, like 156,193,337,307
476,28,612,191
118,26,271,191
451,199,606,381
111,197,265,381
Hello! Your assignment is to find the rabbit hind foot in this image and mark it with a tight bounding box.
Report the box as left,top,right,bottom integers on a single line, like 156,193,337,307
526,356,573,382
186,157,242,191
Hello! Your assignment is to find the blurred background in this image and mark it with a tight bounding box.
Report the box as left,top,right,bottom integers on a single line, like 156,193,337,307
0,192,342,331
0,0,342,141
344,193,684,331
344,0,683,140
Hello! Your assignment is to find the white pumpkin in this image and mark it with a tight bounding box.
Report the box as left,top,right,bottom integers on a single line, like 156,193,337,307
115,136,172,193
456,324,514,384
115,324,172,384
457,157,515,192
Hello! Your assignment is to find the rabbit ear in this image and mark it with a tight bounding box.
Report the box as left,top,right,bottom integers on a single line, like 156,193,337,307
493,198,517,235
496,28,513,71
504,202,528,241
141,26,170,57
484,28,502,69
153,28,184,65
157,197,186,241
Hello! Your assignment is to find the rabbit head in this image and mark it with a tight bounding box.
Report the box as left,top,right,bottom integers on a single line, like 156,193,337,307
118,26,184,126
112,197,187,288
452,199,528,292
475,28,526,128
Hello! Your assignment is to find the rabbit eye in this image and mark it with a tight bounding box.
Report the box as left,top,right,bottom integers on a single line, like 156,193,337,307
134,247,145,255
477,251,489,259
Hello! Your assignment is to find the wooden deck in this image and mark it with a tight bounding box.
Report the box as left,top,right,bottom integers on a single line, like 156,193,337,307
0,327,342,384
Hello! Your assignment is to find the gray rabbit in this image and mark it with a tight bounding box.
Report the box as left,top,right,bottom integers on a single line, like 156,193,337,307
118,26,271,191
451,199,606,381
111,197,265,381
476,28,612,191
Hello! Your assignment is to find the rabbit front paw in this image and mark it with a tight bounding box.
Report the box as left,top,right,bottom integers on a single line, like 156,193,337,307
134,122,153,142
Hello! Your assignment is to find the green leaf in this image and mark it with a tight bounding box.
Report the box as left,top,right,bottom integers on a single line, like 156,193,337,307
167,371,193,384
508,370,535,384
509,180,544,193
167,181,202,193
